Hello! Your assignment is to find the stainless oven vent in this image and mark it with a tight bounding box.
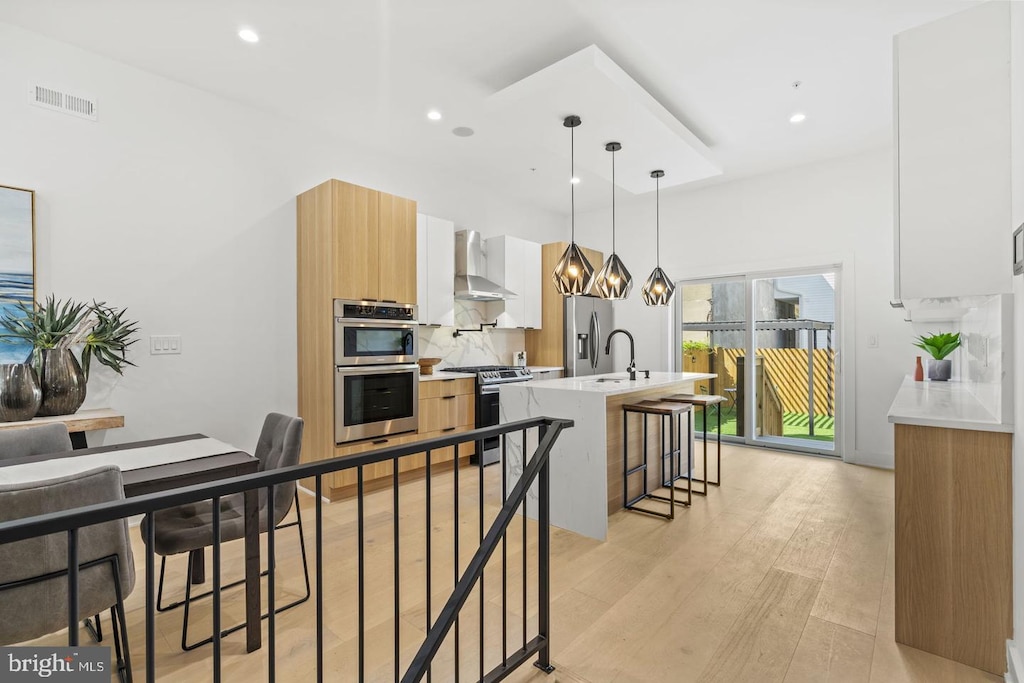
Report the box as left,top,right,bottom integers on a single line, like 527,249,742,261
454,230,517,301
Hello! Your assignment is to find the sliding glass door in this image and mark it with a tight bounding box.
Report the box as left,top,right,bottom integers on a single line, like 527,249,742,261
676,267,840,457
677,277,747,442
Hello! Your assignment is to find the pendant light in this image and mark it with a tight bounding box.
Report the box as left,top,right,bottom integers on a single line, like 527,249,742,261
590,142,633,300
641,170,676,306
551,115,595,296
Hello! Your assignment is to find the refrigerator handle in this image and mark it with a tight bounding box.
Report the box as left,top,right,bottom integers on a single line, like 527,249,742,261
590,311,600,370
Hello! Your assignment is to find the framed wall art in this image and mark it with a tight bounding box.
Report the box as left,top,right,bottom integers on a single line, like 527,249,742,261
0,185,36,364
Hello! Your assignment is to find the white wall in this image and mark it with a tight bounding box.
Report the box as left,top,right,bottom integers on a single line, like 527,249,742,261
574,149,912,467
0,22,562,452
1010,0,1024,673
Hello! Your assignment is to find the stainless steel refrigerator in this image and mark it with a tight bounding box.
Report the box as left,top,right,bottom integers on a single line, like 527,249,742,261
564,295,616,377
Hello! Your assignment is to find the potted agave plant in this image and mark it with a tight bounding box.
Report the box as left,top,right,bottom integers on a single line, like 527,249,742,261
0,295,139,418
913,331,960,382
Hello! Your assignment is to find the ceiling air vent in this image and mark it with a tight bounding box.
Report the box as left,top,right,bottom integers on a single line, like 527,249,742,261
29,84,97,121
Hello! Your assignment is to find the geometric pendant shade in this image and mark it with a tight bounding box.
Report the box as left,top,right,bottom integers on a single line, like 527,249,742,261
552,114,595,296
591,252,633,300
552,241,595,296
641,169,675,306
641,266,675,306
591,141,633,300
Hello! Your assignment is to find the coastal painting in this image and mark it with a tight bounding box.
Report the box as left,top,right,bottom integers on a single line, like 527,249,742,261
0,185,35,364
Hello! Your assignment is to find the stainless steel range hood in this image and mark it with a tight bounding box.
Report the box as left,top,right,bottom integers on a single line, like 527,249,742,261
454,230,517,301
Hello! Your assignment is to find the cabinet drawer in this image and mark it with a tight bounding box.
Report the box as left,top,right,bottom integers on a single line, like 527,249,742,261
419,378,474,399
419,394,474,433
413,426,476,467
330,431,420,489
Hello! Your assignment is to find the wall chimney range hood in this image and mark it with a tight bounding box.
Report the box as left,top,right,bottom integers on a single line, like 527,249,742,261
453,230,517,301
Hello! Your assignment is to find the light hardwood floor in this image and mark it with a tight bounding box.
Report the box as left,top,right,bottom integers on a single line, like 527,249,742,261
24,443,1005,681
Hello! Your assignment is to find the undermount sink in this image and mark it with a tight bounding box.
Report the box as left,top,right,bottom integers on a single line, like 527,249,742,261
587,375,632,384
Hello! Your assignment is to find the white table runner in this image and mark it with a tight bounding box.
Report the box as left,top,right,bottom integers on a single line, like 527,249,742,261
0,437,243,486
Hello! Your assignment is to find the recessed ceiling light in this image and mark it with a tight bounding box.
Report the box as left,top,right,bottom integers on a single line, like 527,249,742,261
427,110,442,121
452,127,474,137
790,112,807,124
570,177,581,184
238,28,259,43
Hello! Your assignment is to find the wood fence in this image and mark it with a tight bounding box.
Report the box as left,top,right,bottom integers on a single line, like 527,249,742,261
683,347,835,417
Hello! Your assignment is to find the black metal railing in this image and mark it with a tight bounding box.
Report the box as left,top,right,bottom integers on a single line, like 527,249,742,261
0,416,573,682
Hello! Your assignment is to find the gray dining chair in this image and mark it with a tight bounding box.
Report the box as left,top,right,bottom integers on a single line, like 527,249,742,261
143,412,308,650
0,423,73,459
0,465,135,682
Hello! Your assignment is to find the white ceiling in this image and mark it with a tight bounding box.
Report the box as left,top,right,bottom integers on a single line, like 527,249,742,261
0,0,981,212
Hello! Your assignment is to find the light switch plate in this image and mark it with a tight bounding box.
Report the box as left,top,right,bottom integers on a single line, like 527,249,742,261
150,335,181,355
867,334,879,348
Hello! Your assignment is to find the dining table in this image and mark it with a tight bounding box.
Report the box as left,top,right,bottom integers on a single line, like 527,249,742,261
0,433,264,652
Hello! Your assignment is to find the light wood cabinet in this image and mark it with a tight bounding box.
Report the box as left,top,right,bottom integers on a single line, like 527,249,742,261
894,423,1011,675
416,214,456,326
893,2,1013,301
378,192,417,304
419,377,474,399
525,242,603,368
297,178,418,498
332,182,379,301
487,235,542,329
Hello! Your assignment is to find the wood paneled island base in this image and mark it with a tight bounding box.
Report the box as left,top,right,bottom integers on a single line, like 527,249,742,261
894,423,1012,675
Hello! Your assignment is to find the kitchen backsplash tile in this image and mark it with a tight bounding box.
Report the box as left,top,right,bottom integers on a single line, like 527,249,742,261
418,301,524,367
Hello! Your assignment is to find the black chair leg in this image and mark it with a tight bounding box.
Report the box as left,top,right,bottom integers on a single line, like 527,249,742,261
179,491,311,651
108,556,133,683
84,612,102,642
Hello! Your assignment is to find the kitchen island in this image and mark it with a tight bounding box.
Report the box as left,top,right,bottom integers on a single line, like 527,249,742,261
499,371,715,540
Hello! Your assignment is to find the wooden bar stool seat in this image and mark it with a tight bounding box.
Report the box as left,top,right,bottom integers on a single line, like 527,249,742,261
663,393,726,494
621,400,693,519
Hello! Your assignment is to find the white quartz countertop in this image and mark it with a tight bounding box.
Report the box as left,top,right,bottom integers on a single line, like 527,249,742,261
886,377,1013,433
420,371,476,382
502,371,716,396
527,366,563,373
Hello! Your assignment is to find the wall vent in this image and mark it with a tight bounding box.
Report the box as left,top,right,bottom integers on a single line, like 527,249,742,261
29,84,97,121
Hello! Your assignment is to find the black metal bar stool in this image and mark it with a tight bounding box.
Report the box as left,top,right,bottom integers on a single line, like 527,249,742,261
664,393,725,495
621,400,693,519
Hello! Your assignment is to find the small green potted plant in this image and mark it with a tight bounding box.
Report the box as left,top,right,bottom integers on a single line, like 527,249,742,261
0,296,139,415
913,331,960,382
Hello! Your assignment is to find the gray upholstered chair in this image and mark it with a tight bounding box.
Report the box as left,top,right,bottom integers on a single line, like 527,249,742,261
143,412,308,650
0,423,73,459
0,465,135,682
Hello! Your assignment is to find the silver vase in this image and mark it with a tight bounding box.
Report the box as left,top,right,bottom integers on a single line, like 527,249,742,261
0,363,42,422
36,348,87,416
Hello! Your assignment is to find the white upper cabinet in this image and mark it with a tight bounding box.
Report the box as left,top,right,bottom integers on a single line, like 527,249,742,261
416,213,455,326
894,2,1013,301
486,235,542,329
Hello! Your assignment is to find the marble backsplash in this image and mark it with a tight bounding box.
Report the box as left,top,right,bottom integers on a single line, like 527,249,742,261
418,301,525,368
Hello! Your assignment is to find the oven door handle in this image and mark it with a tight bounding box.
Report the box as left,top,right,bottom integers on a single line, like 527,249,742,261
479,386,503,395
336,363,419,375
336,319,418,329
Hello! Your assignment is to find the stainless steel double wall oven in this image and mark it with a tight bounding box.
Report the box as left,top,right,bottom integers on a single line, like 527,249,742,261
333,299,419,443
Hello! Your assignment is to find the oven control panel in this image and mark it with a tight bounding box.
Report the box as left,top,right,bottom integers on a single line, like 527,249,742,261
334,299,416,321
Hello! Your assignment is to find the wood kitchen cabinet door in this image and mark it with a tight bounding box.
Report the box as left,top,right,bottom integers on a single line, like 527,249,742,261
378,192,418,304
333,181,379,301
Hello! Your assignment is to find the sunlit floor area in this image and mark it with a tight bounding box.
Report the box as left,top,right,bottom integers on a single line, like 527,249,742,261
21,445,1001,682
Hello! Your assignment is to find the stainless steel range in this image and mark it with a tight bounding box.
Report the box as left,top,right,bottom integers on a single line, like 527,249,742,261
442,365,533,465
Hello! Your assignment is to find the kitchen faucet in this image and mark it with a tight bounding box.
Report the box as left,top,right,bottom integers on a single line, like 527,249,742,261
605,329,636,381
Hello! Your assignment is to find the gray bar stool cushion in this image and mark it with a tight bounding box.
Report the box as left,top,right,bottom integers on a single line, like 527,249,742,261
0,423,73,460
0,465,135,645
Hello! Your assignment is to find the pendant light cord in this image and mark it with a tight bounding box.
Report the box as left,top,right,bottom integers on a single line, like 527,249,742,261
611,147,616,254
570,124,575,243
656,174,660,267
